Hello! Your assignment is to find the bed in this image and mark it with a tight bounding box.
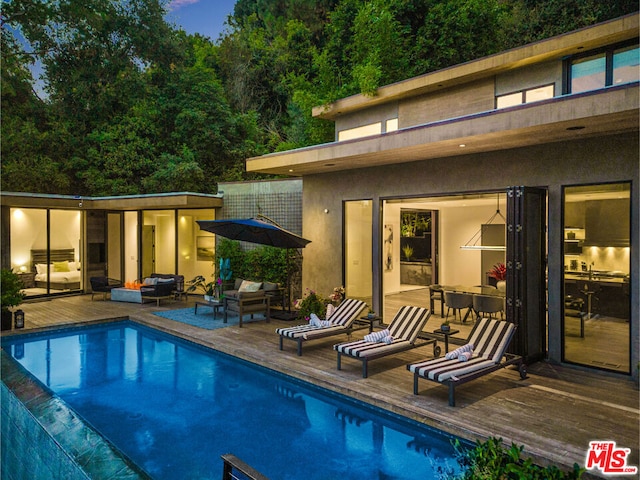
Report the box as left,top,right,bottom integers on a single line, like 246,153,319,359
31,249,81,290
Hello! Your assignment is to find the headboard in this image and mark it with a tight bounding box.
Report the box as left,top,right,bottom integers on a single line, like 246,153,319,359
31,249,76,271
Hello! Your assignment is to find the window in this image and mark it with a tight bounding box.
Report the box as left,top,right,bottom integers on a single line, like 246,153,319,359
496,84,554,109
562,183,631,373
568,43,639,94
385,118,398,132
338,122,382,141
570,53,606,93
613,44,640,85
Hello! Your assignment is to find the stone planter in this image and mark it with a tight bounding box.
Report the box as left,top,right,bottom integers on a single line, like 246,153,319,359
400,261,432,286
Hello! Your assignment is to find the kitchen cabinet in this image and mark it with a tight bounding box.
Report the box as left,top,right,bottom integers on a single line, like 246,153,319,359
584,199,630,246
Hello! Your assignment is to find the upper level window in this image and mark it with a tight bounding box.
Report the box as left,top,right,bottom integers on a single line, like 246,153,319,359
338,122,381,141
613,45,640,85
571,53,606,93
568,43,639,94
496,84,554,109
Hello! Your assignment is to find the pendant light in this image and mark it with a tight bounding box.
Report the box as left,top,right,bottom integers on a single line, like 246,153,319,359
460,194,506,251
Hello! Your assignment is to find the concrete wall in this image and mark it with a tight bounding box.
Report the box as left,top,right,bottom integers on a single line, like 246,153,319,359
301,132,638,370
1,350,149,480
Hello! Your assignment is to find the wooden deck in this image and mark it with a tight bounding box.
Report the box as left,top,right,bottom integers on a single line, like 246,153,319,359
2,294,638,479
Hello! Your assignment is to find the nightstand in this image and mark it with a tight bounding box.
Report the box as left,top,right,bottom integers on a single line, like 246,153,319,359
17,272,36,288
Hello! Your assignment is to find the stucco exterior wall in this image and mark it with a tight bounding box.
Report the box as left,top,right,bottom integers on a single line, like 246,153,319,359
399,78,495,128
301,132,638,367
495,60,562,96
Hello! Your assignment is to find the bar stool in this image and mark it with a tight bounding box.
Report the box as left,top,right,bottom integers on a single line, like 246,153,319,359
579,281,600,320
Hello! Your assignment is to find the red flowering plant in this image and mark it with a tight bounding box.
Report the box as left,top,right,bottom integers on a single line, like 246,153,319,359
487,262,507,281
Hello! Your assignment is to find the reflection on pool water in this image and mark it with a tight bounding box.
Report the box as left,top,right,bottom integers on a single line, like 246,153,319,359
2,321,466,479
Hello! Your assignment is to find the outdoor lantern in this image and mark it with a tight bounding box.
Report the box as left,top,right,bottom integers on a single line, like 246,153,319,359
14,309,24,329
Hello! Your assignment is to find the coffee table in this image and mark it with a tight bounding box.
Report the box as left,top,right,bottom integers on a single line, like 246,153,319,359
194,299,223,318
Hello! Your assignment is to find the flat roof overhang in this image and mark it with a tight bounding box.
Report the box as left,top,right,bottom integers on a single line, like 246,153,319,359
246,84,639,176
0,192,223,210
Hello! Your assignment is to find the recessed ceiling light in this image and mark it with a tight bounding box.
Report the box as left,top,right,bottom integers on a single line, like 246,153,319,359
459,144,466,148
325,163,335,167
566,126,585,131
288,169,294,172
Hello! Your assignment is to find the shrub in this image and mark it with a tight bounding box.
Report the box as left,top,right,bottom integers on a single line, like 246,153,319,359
295,289,328,320
449,437,584,480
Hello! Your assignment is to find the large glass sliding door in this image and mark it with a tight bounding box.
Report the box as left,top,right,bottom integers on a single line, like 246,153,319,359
142,210,175,277
563,183,631,373
9,208,82,297
178,209,216,284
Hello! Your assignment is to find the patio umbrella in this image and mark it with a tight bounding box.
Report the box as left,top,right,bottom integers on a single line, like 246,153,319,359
196,218,310,249
196,216,311,318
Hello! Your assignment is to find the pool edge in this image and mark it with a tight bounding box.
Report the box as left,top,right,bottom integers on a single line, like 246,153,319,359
1,348,152,480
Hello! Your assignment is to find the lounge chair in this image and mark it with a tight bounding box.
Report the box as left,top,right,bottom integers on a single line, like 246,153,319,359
334,306,435,378
276,298,368,355
407,317,527,406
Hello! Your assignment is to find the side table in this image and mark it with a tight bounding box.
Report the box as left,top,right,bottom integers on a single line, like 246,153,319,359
194,299,223,319
17,272,36,288
356,315,382,333
432,328,460,354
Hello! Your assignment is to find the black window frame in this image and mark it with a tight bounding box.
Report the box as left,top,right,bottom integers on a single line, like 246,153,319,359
564,40,639,95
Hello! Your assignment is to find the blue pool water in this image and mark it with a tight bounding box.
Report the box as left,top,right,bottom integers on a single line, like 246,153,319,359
2,321,465,479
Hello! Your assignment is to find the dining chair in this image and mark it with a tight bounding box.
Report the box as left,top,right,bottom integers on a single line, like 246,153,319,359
444,291,473,323
428,285,444,318
472,294,504,321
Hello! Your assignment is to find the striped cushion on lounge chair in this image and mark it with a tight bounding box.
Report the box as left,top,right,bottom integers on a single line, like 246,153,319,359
408,318,515,382
276,299,368,356
276,298,367,340
335,306,430,359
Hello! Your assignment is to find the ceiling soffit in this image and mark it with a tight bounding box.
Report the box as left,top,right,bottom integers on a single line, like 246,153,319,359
246,85,639,176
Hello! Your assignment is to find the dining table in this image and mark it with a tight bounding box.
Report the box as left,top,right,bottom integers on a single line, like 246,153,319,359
429,284,505,321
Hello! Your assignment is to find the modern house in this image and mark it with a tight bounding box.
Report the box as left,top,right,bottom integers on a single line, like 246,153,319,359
246,15,639,379
0,178,302,299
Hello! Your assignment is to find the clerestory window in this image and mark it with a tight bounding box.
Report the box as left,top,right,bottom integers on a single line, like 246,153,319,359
567,42,639,94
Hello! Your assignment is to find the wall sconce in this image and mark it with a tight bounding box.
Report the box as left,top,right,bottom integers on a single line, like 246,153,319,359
323,209,330,214
14,309,25,329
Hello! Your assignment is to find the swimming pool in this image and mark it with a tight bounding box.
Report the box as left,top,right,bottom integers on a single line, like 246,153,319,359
2,321,466,479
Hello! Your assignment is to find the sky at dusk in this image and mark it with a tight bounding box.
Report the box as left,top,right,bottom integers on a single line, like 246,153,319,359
166,0,237,41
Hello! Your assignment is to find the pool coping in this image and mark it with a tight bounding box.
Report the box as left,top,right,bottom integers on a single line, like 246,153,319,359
1,347,152,480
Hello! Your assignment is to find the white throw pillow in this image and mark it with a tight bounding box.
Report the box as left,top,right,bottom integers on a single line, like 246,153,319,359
238,280,262,292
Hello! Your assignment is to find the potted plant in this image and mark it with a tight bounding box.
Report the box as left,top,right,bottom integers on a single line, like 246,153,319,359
1,269,26,331
402,244,414,261
440,319,451,332
187,275,217,300
488,262,507,291
294,289,328,320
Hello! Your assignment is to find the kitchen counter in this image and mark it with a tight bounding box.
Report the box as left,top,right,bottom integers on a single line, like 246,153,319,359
565,272,629,284
564,273,630,319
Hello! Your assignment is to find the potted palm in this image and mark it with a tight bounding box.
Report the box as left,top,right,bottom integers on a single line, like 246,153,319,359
1,269,26,331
